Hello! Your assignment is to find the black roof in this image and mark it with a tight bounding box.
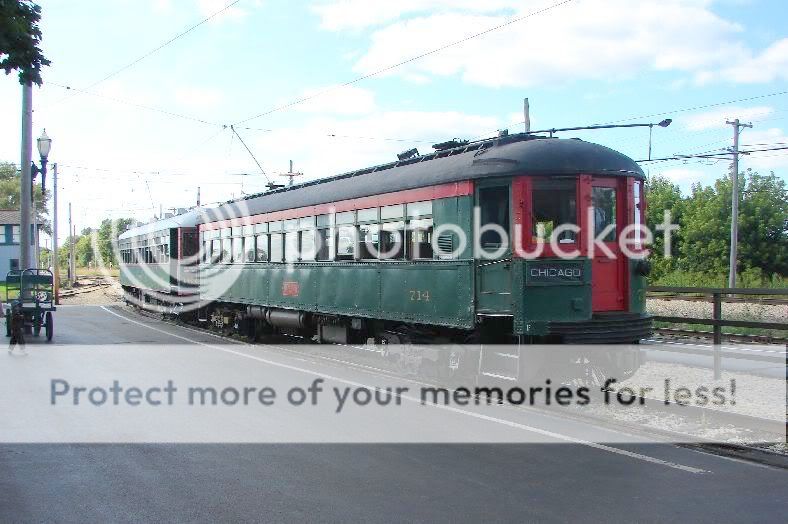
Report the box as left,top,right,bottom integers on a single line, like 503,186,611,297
202,134,644,223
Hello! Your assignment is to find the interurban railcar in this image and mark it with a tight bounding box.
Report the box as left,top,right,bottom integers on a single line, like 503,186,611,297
120,133,652,379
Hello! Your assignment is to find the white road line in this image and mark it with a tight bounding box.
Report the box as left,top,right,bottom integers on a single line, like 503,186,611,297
99,306,708,474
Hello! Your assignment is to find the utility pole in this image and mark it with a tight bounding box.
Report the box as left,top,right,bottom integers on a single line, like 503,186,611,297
53,163,60,303
725,118,752,289
197,186,201,207
20,83,33,270
523,98,530,133
68,202,75,284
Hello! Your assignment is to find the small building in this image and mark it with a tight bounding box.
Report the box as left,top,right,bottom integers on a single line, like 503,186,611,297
0,209,37,280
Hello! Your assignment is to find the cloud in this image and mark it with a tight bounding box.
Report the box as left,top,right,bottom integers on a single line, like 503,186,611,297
313,0,788,88
249,109,500,181
658,168,707,183
174,86,224,109
291,85,377,115
682,106,774,131
310,0,515,31
738,127,788,171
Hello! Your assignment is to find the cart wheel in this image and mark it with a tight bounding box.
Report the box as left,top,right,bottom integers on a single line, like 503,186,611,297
45,312,53,342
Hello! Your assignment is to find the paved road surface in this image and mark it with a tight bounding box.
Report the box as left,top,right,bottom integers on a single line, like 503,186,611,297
1,305,785,523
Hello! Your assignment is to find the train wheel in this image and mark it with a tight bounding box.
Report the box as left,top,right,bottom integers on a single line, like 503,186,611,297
45,312,53,341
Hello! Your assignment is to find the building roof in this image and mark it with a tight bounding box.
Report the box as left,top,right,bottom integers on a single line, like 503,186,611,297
0,209,21,225
201,135,645,223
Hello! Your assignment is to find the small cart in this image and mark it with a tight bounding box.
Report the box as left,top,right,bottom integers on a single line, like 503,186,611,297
5,269,55,341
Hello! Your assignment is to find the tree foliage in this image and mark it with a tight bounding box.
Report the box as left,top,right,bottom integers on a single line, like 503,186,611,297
0,160,50,233
0,0,50,85
646,169,787,281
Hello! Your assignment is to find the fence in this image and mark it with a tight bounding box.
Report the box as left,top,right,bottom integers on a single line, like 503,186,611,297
646,286,787,379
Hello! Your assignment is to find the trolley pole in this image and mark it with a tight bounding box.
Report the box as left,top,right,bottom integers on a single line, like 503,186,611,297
20,83,33,270
725,118,752,289
53,163,60,304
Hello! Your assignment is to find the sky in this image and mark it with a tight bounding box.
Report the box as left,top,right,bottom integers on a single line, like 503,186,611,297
1,0,787,244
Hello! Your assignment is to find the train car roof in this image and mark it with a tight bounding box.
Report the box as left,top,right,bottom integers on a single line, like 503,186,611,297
119,208,204,240
201,135,645,223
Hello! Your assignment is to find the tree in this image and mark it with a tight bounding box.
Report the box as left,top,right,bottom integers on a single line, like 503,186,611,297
0,160,50,233
97,217,134,266
0,0,50,85
645,174,684,279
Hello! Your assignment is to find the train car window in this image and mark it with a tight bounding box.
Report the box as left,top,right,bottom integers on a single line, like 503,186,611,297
211,240,221,264
316,228,332,260
358,224,379,259
164,244,170,262
244,235,256,262
316,214,332,227
592,187,617,242
254,223,268,234
479,186,510,247
379,221,405,260
633,180,643,248
357,208,378,223
381,204,404,220
407,201,432,218
407,218,433,259
221,239,232,263
284,232,299,261
268,220,282,232
233,237,244,263
336,226,356,260
221,228,231,238
231,226,242,237
299,216,315,229
336,211,354,225
256,235,269,261
270,233,283,262
284,219,299,231
241,225,254,236
300,229,316,261
532,180,576,243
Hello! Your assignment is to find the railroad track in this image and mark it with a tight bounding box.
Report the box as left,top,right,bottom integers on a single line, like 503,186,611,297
654,327,788,345
647,293,788,306
59,277,114,297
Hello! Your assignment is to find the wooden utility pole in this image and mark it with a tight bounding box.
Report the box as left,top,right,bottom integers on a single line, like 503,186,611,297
68,202,75,284
53,163,60,303
725,119,752,288
20,83,33,270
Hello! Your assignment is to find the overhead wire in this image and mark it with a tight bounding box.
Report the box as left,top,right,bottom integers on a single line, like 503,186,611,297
233,0,577,124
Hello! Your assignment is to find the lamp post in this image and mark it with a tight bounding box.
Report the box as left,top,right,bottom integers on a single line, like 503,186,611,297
30,129,52,268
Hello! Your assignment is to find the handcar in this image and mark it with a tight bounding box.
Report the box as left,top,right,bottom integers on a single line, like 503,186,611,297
5,268,56,342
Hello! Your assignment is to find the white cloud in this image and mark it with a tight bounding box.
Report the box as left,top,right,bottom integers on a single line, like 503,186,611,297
249,110,499,181
659,168,706,183
313,0,788,88
291,85,377,115
311,0,515,31
710,38,788,84
738,127,788,171
682,106,774,131
173,86,224,109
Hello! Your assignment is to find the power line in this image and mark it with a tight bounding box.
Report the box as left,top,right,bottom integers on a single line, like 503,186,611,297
229,125,272,184
233,0,576,124
46,0,243,108
45,82,219,125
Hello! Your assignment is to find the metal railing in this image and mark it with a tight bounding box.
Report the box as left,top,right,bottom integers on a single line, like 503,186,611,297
646,286,787,378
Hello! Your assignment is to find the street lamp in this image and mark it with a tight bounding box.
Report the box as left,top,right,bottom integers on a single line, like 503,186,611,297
32,128,52,192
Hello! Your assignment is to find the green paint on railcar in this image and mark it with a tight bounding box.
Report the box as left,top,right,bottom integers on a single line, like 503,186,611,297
120,264,171,293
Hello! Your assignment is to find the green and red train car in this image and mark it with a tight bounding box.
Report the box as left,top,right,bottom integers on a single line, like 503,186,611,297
120,133,652,379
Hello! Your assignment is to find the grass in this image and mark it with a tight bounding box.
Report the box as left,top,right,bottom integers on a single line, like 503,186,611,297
651,269,786,289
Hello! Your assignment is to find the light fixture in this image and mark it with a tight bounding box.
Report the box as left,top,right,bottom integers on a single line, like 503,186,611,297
37,129,52,160
657,119,672,128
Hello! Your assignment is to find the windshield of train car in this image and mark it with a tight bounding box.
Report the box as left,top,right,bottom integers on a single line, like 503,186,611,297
532,179,577,242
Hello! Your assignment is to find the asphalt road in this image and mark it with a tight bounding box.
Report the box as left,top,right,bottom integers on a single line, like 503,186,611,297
1,305,785,523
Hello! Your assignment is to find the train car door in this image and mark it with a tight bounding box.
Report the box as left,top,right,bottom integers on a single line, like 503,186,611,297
589,177,626,311
475,181,512,313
